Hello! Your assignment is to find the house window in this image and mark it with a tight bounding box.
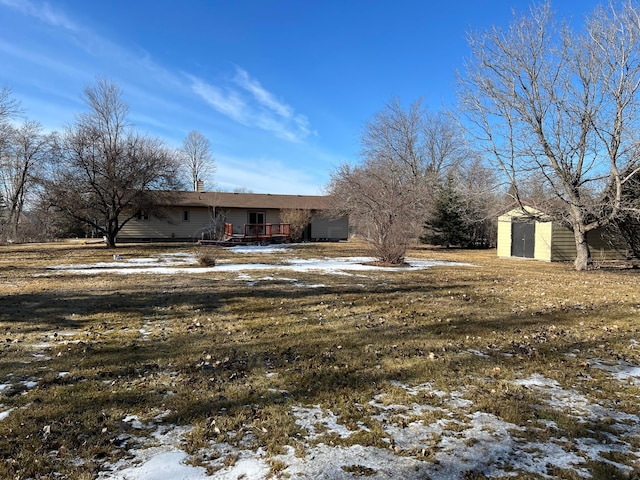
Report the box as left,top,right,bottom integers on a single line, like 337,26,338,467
248,211,265,224
136,210,149,221
183,210,190,222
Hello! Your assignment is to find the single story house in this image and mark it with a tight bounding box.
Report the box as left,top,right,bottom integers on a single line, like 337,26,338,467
497,206,627,262
116,191,349,243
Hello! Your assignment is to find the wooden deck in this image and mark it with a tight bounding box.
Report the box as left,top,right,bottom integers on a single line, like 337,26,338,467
198,223,291,246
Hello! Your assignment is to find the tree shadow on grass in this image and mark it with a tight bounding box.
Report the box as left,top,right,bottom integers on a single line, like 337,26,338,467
1,269,638,477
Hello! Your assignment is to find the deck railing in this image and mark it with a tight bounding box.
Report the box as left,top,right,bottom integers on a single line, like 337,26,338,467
243,223,291,239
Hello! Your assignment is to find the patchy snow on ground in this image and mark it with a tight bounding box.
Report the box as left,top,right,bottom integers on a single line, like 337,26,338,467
108,450,209,480
89,369,640,479
44,248,473,277
51,252,198,271
17,247,640,477
226,245,293,254
590,358,640,383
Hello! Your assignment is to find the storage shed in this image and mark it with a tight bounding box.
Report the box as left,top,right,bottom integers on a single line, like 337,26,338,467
497,207,626,262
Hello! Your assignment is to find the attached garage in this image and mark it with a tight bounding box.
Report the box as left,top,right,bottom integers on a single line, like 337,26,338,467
497,207,627,262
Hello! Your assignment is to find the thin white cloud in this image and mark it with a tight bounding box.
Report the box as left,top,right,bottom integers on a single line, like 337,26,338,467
188,69,313,143
0,0,79,31
1,0,184,96
254,114,299,142
188,75,248,124
234,67,292,118
0,39,85,78
294,113,312,137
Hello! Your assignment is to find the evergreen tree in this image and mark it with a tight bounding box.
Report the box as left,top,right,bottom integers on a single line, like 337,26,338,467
421,174,471,248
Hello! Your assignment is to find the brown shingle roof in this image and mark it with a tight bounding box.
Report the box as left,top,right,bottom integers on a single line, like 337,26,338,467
155,191,330,210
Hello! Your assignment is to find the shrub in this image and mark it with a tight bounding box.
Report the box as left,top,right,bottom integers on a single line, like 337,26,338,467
196,251,216,267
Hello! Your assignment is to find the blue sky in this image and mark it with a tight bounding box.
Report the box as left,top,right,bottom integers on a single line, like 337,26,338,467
0,0,602,194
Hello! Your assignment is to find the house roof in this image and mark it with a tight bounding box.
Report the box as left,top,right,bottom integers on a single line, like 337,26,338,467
155,191,331,210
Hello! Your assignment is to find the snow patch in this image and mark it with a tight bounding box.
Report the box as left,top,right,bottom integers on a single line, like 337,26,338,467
292,405,357,440
590,359,640,383
227,245,292,254
45,252,474,277
105,450,208,480
95,375,640,479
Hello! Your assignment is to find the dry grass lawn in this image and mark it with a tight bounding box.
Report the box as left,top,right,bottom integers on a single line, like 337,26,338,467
0,240,639,479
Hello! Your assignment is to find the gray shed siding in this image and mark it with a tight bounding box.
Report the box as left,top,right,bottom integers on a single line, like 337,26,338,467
310,215,349,240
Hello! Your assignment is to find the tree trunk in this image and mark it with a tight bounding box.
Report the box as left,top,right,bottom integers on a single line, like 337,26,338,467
105,232,117,248
573,228,592,271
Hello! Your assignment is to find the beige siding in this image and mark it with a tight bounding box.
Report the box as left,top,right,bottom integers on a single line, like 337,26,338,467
221,210,247,236
311,214,348,240
534,221,553,261
497,208,542,259
118,207,213,241
497,207,627,263
266,210,282,224
496,216,512,257
118,201,349,243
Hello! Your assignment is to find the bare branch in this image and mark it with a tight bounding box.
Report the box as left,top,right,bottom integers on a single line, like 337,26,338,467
460,1,640,270
179,130,215,189
43,78,180,247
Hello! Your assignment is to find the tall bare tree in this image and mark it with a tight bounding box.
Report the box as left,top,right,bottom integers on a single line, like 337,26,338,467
44,78,180,248
0,121,50,241
329,98,464,264
0,85,25,240
0,85,21,121
460,1,640,270
179,130,215,190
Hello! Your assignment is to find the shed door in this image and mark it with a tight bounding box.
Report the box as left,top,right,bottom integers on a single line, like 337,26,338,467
512,222,535,258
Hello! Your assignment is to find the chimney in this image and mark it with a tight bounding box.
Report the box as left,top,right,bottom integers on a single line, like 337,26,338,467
194,180,205,192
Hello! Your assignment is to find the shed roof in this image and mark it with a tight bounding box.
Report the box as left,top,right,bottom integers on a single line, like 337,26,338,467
155,191,330,210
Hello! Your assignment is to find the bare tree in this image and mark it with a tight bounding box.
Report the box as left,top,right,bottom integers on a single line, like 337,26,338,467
44,78,180,248
0,121,50,241
329,98,466,264
0,86,24,240
460,1,640,270
361,98,464,179
179,130,215,190
200,194,229,241
423,157,500,248
280,208,312,241
329,163,414,264
0,85,21,121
